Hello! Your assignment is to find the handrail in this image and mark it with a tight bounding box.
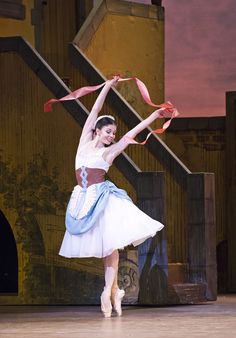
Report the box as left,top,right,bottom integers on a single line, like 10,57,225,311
69,43,191,182
0,36,140,188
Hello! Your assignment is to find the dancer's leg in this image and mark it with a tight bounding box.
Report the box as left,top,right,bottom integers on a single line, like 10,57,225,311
111,252,120,302
105,250,125,316
101,250,119,317
103,250,119,291
111,270,118,297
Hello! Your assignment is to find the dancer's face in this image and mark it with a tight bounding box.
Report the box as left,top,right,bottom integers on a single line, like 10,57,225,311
96,124,117,145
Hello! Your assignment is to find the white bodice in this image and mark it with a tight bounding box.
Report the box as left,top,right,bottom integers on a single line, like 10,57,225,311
75,145,110,172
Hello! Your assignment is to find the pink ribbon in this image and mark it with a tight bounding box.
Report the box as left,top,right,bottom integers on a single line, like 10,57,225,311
44,83,105,113
44,76,179,142
124,103,179,145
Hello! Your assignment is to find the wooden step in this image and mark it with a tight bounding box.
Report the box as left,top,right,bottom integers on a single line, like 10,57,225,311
168,263,189,284
168,283,207,304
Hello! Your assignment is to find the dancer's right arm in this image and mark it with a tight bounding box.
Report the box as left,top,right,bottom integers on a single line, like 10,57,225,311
79,77,119,147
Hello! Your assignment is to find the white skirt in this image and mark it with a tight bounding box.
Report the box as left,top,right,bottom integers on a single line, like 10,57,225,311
59,190,164,258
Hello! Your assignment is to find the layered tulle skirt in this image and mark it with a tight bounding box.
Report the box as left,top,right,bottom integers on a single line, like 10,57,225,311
59,182,164,258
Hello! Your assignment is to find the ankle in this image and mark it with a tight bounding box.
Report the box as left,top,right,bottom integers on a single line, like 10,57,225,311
103,287,112,295
111,286,118,296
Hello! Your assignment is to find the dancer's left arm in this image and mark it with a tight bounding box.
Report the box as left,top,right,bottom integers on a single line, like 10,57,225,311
104,108,165,164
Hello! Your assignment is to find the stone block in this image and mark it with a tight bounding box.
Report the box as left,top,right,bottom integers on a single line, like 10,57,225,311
169,283,207,304
168,263,189,284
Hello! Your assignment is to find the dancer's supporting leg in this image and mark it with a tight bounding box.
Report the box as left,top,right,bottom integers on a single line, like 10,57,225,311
101,250,119,317
111,269,119,298
111,253,125,316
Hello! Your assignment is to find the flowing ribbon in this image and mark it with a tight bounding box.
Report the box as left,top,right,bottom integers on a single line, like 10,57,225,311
44,83,105,113
44,76,179,142
124,107,179,145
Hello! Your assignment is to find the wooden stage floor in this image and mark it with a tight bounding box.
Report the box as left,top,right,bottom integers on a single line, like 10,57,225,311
0,295,235,338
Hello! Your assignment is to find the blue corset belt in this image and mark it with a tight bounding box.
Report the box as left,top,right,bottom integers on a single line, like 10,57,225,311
65,180,131,235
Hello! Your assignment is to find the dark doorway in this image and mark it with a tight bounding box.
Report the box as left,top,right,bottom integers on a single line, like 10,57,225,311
0,210,18,293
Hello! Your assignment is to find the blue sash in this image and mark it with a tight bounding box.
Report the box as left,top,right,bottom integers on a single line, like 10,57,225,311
65,180,131,235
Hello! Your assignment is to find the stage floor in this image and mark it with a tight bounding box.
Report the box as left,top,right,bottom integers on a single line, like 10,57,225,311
0,295,235,338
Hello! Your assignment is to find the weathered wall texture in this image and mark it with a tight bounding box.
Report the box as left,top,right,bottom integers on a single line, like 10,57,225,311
75,1,164,129
0,52,96,305
166,118,226,245
0,2,190,306
1,0,226,303
0,48,140,304
166,118,227,292
40,0,188,266
85,14,164,122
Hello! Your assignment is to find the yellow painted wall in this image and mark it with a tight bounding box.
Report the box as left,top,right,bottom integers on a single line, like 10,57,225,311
0,49,140,304
85,14,164,129
0,52,84,304
78,11,188,262
0,0,34,46
39,0,187,264
166,129,226,246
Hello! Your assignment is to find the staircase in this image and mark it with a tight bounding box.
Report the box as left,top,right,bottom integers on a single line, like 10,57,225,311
0,0,216,304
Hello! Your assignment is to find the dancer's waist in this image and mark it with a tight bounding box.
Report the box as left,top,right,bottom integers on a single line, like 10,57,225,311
75,167,106,188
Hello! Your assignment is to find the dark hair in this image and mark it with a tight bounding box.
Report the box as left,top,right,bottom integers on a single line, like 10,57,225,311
94,117,116,130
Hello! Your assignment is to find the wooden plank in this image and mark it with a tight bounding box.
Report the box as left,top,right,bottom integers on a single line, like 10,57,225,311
187,173,217,300
137,172,168,304
226,91,236,292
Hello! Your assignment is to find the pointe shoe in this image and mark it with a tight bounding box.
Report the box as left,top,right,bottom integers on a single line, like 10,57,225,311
112,289,125,316
101,289,112,318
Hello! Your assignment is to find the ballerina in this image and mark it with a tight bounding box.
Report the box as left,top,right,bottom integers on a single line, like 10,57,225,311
59,76,166,317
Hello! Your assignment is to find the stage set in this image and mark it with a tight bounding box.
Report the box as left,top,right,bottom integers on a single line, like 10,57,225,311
0,0,236,337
